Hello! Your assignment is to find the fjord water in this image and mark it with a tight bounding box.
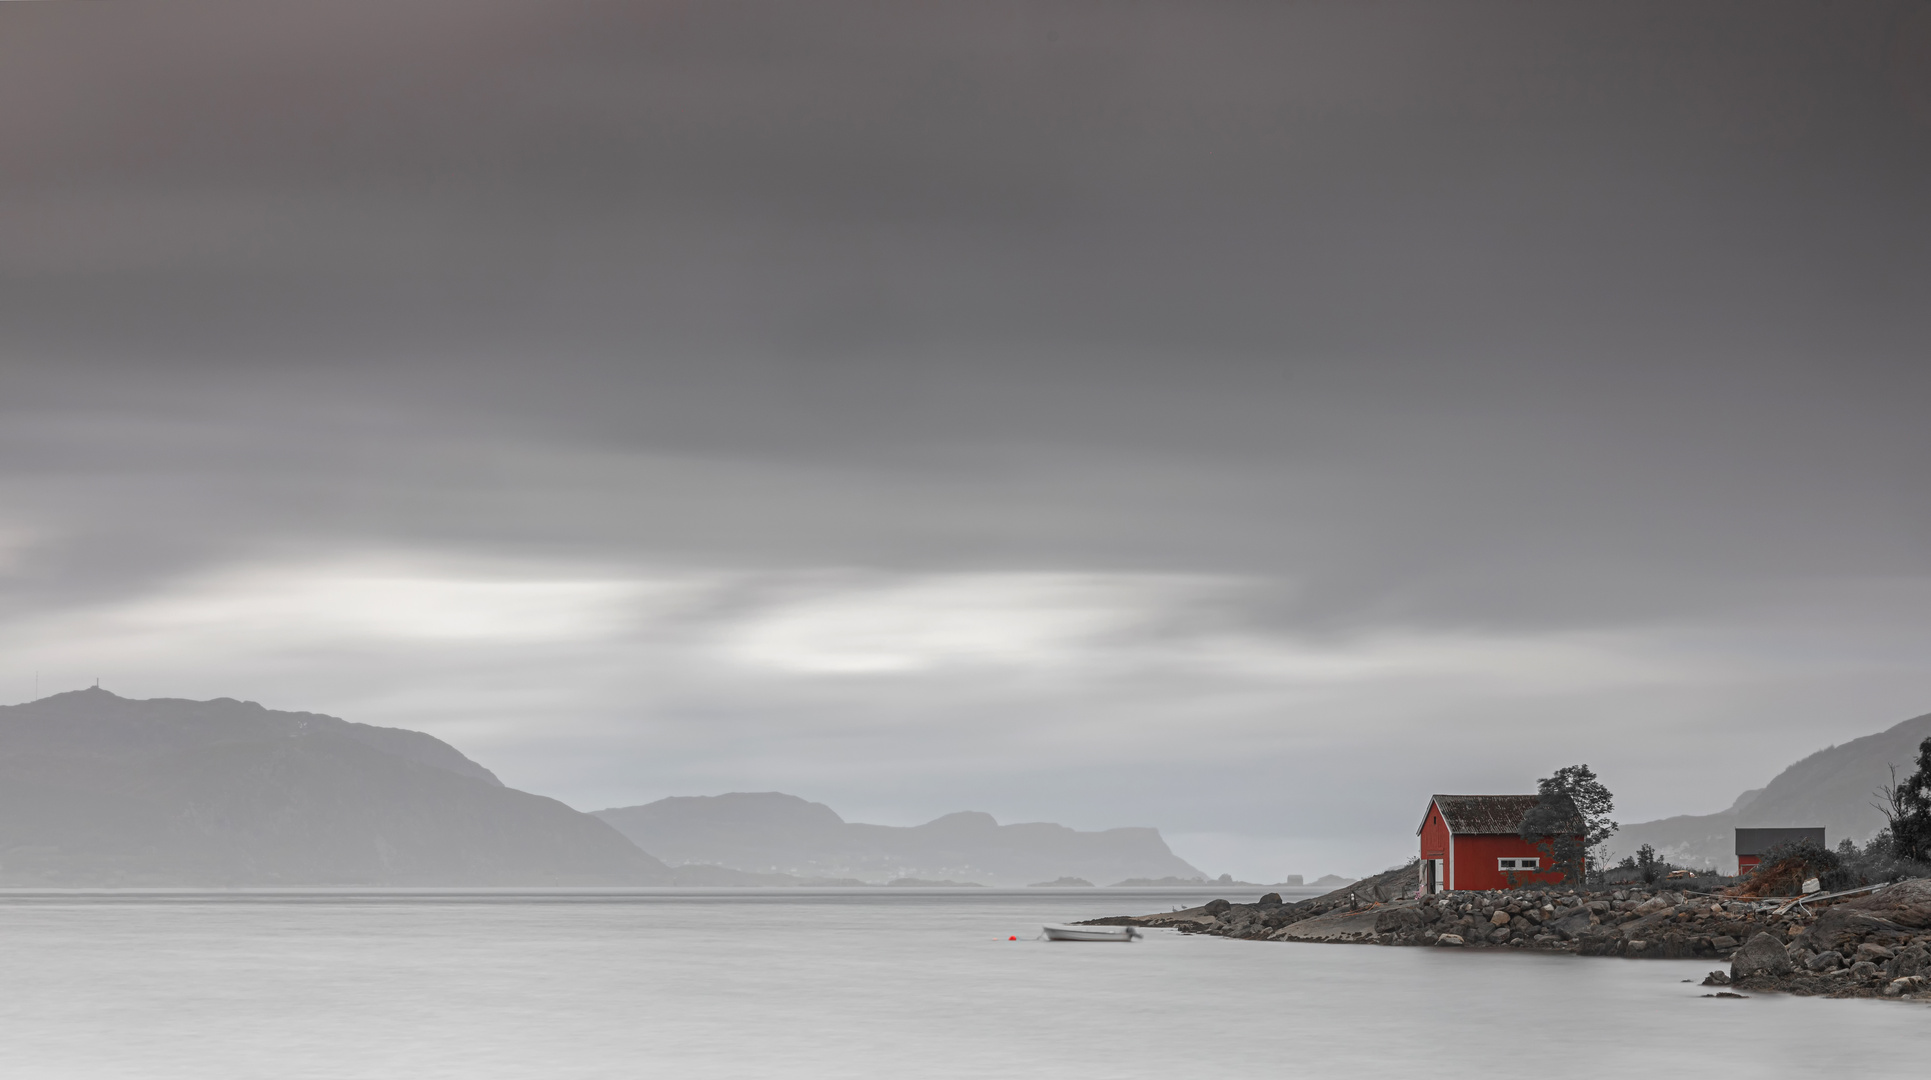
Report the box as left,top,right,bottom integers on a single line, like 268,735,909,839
1,889,1922,1078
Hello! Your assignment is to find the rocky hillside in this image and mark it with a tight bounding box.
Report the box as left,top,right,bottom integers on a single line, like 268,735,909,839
0,688,671,886
593,791,1204,886
1610,710,1931,872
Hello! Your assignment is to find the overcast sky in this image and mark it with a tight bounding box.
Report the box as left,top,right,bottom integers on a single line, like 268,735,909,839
4,0,1930,878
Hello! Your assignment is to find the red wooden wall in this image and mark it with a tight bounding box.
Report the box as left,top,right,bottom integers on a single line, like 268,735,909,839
1446,832,1566,891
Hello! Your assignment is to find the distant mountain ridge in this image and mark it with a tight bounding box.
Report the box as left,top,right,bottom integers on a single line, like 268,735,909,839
1610,710,1931,872
0,688,671,886
592,791,1206,886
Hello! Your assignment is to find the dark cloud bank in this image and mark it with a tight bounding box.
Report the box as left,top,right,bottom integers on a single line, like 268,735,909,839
1,1,1928,876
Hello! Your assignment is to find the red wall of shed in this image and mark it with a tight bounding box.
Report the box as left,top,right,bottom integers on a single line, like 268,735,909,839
1448,833,1568,891
1419,803,1452,890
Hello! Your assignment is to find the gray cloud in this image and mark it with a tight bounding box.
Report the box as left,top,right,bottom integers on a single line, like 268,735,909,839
3,0,1929,876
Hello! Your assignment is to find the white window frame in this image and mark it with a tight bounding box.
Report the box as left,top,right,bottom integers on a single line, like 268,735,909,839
1497,857,1540,871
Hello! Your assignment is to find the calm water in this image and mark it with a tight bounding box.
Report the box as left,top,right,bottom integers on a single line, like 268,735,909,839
0,888,1923,1078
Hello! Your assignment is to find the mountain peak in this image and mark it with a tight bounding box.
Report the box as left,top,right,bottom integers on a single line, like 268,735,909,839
0,691,668,885
36,685,123,703
918,810,999,832
1613,708,1931,870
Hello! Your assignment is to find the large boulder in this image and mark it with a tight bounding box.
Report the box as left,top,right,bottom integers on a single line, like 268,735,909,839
1865,877,1931,926
1884,943,1930,979
1547,907,1593,940
1884,975,1927,997
1804,949,1844,972
1798,879,1931,952
1731,932,1795,978
1615,909,1674,938
1374,905,1422,933
1576,929,1619,956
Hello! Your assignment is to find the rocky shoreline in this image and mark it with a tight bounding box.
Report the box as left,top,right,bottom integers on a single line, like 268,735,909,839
1089,873,1931,1003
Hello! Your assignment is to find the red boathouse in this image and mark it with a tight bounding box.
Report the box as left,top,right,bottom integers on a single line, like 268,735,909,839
1735,827,1825,876
1417,794,1572,893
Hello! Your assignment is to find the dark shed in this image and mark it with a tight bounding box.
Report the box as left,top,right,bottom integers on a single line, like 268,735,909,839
1735,826,1825,875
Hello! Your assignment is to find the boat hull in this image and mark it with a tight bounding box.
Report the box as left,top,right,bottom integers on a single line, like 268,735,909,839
1042,924,1139,942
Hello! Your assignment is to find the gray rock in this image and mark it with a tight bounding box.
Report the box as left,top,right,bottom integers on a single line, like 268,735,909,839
1711,935,1739,951
1798,879,1931,952
1435,933,1465,947
1547,907,1593,940
1884,975,1926,997
1854,942,1894,963
1701,970,1731,986
1616,909,1673,938
1804,949,1844,972
1730,932,1794,978
1849,961,1880,980
1489,910,1511,927
1888,944,1929,978
1373,906,1421,933
1203,899,1232,915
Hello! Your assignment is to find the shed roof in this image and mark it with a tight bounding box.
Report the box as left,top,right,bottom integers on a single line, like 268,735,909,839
1735,827,1825,856
1422,794,1544,836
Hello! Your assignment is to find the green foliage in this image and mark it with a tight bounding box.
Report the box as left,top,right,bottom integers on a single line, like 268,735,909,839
1635,843,1658,885
1756,837,1854,893
1519,764,1616,885
1836,829,1931,885
1879,737,1931,863
1752,832,1931,892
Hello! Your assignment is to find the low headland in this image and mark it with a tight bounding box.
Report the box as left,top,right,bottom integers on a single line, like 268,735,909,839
1085,867,1931,1003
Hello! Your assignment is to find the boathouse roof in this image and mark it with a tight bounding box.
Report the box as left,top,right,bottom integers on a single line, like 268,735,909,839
1734,827,1825,856
1426,794,1545,835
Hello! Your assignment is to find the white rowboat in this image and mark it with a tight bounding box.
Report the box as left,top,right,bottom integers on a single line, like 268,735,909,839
1042,924,1140,942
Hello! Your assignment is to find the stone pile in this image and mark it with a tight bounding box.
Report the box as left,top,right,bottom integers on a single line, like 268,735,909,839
1095,872,1931,1003
1373,889,1598,948
1133,886,1782,953
1121,892,1318,939
1718,878,1931,1000
1572,888,1788,960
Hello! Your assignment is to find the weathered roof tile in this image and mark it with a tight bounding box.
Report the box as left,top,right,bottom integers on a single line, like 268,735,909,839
1429,794,1543,835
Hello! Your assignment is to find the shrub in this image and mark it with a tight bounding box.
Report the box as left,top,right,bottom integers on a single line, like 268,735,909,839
1743,838,1852,896
1836,830,1931,885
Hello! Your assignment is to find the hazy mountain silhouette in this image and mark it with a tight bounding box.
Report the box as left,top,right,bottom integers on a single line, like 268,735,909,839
592,791,1205,886
1610,710,1931,871
0,688,671,885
